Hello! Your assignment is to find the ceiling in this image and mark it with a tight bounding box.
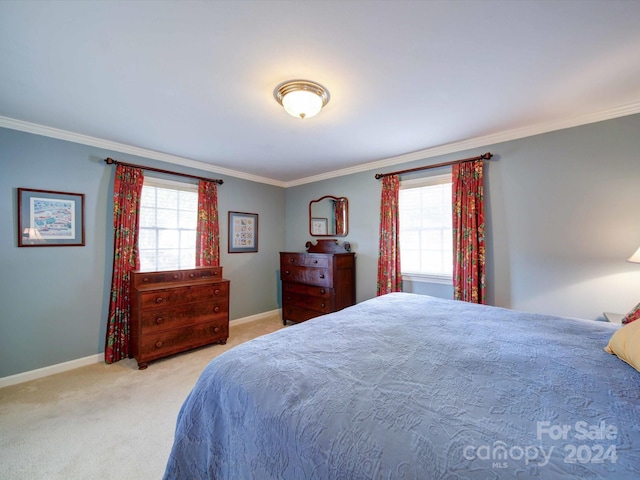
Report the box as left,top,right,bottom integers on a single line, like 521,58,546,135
1,1,639,186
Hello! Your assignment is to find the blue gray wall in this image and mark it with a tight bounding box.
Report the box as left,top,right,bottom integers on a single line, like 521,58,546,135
2,113,640,378
0,128,284,377
286,114,640,320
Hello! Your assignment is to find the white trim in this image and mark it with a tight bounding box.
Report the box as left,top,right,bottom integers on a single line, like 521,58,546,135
400,172,451,188
402,273,453,285
0,353,104,389
143,176,198,191
0,309,282,388
2,102,639,188
0,115,285,188
229,308,281,326
285,102,640,187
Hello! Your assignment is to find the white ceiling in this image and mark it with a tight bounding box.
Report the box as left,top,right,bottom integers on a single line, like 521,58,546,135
1,0,639,186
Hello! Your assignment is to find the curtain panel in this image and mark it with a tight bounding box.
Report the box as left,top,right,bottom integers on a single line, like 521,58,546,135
334,200,346,236
377,174,402,295
452,160,485,304
195,180,220,267
105,165,144,364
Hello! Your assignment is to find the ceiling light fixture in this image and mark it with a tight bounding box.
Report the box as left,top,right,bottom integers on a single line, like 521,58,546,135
274,80,330,119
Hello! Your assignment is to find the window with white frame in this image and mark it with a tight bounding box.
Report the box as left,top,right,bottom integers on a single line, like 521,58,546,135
138,177,198,271
399,172,453,281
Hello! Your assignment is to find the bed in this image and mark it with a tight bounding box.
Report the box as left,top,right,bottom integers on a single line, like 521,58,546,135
163,293,640,479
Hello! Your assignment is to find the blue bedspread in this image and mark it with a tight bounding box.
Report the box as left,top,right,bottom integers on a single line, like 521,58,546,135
164,293,640,479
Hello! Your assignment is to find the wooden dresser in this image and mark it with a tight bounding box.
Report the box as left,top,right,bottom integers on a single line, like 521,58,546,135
280,240,355,324
130,266,229,369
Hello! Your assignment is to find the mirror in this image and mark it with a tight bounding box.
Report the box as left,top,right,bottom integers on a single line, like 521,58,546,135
309,196,348,237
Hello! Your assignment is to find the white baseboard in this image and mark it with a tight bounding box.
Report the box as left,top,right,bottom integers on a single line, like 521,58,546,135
0,353,104,389
0,309,283,389
230,308,281,326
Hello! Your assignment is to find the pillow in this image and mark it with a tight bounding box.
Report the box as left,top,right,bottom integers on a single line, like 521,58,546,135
605,319,640,373
622,302,640,324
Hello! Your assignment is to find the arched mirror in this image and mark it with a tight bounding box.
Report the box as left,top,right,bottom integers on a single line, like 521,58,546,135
309,196,348,237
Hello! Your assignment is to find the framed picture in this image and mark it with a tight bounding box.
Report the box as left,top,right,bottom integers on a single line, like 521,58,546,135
228,211,258,253
18,188,85,247
311,217,328,235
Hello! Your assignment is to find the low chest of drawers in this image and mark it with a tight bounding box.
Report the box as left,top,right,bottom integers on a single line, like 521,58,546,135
130,266,229,369
280,240,355,324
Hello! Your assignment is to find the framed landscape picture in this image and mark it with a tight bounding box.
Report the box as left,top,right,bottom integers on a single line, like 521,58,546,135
18,188,85,247
228,211,258,253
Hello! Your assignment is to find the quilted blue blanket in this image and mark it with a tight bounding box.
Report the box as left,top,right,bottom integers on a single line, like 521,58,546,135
164,293,640,479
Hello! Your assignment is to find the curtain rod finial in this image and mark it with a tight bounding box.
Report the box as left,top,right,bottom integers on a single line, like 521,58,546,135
105,158,116,165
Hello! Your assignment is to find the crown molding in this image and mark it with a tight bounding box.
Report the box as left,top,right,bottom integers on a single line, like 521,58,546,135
284,102,640,187
2,101,639,189
0,116,286,188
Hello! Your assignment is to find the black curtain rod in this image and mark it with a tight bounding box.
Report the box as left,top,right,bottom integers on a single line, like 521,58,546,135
104,157,224,185
374,152,493,180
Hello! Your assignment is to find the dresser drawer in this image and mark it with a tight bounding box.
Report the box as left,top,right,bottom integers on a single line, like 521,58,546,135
139,300,228,333
140,319,229,360
281,254,330,268
282,282,332,298
133,267,222,286
281,265,331,287
281,305,326,323
283,291,333,313
139,282,229,309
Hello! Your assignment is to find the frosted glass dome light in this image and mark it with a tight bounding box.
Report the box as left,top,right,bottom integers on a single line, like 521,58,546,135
274,80,330,119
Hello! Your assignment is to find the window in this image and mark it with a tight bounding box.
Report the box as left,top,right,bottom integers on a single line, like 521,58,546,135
399,173,453,282
138,177,198,271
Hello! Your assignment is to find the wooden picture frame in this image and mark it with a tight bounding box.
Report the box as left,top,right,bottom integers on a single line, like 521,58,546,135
18,188,85,247
228,211,258,253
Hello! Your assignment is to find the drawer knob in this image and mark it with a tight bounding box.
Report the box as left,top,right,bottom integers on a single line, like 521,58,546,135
321,303,326,308
142,277,150,283
214,306,220,313
289,258,295,263
155,317,164,325
313,260,318,264
155,341,163,348
319,274,325,279
285,270,290,275
155,297,164,304
214,327,220,333
320,289,325,294
214,289,220,295
173,274,179,280
287,296,292,301
189,273,195,278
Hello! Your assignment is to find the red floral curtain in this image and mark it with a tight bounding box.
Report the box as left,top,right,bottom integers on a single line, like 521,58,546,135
377,175,402,295
105,165,144,364
196,180,220,266
334,199,345,236
452,160,485,304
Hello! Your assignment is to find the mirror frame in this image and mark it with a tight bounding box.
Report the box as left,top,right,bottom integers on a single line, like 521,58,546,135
309,195,349,237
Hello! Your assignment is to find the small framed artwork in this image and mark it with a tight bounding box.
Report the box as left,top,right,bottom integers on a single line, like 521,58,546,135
311,217,328,235
18,188,85,247
228,211,258,253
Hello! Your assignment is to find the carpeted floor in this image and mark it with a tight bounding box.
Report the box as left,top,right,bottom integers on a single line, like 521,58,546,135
0,315,285,480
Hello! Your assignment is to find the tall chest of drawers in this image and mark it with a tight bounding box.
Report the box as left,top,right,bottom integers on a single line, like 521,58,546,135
130,266,229,369
280,240,355,324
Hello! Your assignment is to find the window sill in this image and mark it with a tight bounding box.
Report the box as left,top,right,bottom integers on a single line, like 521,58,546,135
402,273,453,285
